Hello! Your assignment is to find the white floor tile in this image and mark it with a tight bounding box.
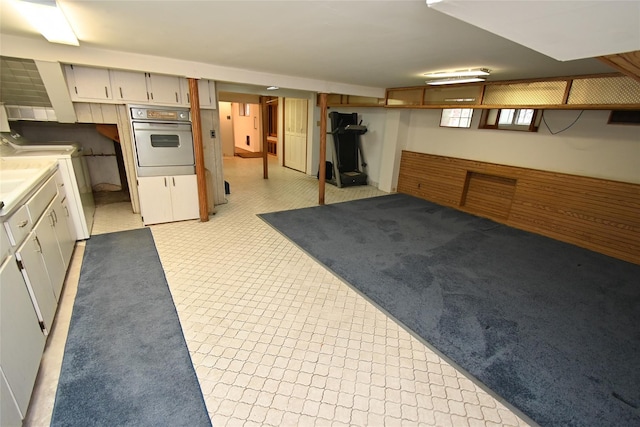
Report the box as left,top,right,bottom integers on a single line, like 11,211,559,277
24,156,531,427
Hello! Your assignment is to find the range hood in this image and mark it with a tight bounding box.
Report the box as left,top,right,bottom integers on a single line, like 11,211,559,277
0,56,76,123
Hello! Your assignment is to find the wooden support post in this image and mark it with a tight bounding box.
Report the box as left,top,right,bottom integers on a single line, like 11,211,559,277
260,96,269,179
188,78,209,222
318,93,328,205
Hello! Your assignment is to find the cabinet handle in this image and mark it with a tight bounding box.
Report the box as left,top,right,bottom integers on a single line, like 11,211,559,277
187,93,190,104
34,236,42,253
172,177,176,186
52,209,58,225
175,92,178,103
164,177,168,187
105,86,109,98
151,92,154,100
49,212,56,227
119,87,123,98
18,219,28,228
64,205,70,217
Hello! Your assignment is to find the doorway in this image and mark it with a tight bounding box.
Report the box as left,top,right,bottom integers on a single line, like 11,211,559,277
218,101,263,158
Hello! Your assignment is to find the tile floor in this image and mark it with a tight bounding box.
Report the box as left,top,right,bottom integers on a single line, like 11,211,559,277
25,156,532,427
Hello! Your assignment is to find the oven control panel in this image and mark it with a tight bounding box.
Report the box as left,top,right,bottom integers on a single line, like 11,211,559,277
130,106,190,122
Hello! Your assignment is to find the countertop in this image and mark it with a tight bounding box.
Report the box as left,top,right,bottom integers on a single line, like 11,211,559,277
0,147,62,218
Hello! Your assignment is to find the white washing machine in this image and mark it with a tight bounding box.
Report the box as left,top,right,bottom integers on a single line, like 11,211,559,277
0,134,95,240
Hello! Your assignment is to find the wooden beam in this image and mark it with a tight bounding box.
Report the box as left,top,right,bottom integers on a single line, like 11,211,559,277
260,96,269,179
598,50,640,84
318,93,328,205
188,78,209,222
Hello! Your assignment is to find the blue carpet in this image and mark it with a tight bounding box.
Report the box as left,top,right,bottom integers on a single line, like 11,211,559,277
259,193,640,427
51,228,211,427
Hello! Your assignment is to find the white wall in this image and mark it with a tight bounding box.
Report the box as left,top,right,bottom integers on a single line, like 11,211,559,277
404,109,640,184
312,107,639,193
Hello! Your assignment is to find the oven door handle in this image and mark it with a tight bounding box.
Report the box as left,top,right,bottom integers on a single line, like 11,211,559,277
132,122,192,131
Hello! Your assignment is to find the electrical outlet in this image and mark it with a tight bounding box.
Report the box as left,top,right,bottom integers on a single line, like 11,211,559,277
210,130,216,138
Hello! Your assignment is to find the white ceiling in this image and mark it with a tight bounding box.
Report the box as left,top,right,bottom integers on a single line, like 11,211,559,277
0,0,632,92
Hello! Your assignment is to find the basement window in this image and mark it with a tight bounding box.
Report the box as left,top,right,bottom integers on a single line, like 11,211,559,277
480,108,540,132
608,110,640,125
440,108,474,128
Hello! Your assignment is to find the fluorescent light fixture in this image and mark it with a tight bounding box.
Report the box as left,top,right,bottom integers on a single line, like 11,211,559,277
266,86,279,91
426,0,444,5
426,77,486,85
424,68,490,78
15,0,79,46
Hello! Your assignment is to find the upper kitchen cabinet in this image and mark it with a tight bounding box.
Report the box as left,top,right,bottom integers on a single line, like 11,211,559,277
146,73,182,105
200,79,217,109
110,70,149,103
64,65,113,101
63,64,218,108
180,79,217,109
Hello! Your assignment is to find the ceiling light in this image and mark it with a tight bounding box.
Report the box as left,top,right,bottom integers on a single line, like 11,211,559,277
424,68,490,79
15,0,79,46
426,77,486,86
426,0,444,5
266,86,279,91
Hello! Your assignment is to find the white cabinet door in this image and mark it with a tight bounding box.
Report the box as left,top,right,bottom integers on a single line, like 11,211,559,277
181,79,217,109
110,70,149,103
0,256,46,418
170,175,199,222
138,176,172,225
54,195,75,269
147,73,182,105
138,175,198,225
1,369,23,426
16,232,57,332
198,80,217,109
34,206,66,302
65,65,112,101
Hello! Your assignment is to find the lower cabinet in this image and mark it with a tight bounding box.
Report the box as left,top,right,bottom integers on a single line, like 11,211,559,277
49,194,75,298
0,255,46,419
138,175,199,225
15,230,57,334
1,368,23,427
1,170,78,424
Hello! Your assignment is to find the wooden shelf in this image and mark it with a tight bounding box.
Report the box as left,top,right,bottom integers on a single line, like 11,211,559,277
385,73,640,110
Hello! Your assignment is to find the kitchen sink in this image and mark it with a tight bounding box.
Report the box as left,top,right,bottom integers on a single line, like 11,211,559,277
0,160,58,217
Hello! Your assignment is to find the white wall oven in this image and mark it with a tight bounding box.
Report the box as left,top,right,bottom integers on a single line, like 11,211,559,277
129,105,194,177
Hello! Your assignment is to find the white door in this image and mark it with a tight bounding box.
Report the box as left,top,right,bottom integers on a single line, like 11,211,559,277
284,98,308,173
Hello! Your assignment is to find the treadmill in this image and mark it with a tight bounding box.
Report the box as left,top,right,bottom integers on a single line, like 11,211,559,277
327,112,368,187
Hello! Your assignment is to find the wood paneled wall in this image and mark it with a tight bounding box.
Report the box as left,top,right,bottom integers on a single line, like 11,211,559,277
398,151,640,264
